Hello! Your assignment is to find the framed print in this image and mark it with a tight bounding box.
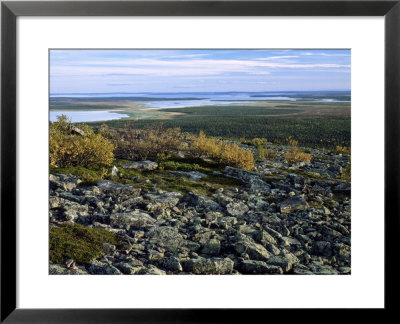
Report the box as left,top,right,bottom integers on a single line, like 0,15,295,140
1,0,399,322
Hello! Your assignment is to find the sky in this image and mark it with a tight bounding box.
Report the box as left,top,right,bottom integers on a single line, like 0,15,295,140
50,49,350,93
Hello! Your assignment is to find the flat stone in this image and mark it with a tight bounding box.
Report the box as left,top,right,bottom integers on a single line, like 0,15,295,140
182,257,234,274
234,238,271,261
97,180,141,196
110,210,155,228
87,261,122,275
279,196,309,213
239,260,283,274
49,264,88,275
226,202,249,217
122,160,158,171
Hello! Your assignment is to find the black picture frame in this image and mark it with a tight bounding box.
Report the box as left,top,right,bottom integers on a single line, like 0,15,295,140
1,0,399,322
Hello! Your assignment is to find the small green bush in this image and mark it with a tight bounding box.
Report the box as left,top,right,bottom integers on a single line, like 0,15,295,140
159,160,205,172
49,224,119,264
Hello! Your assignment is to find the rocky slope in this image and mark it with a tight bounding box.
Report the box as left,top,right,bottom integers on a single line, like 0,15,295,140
49,148,351,275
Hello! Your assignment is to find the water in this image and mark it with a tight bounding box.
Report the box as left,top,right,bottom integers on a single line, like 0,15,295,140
50,110,129,123
50,92,350,122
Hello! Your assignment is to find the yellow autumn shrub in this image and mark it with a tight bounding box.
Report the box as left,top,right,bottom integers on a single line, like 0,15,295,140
50,115,114,168
335,145,351,154
193,131,255,170
284,136,311,164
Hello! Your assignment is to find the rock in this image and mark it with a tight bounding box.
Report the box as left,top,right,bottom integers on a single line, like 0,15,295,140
110,210,155,228
226,202,249,217
97,180,141,196
292,264,314,275
115,261,145,275
111,166,119,177
333,182,351,194
170,171,207,180
87,261,122,275
71,126,85,136
137,265,167,275
313,241,333,258
180,192,222,212
307,261,339,275
266,256,296,272
49,264,88,275
279,196,309,213
200,239,221,256
182,257,234,274
122,160,158,171
158,256,183,272
239,260,283,274
49,174,81,191
223,166,271,193
327,164,343,176
253,230,277,245
234,237,271,261
147,226,185,253
144,192,182,211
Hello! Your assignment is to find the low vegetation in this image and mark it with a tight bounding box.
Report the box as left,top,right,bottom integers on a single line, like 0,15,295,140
284,136,312,164
108,123,185,161
49,223,119,264
193,131,255,170
50,115,114,168
335,145,351,154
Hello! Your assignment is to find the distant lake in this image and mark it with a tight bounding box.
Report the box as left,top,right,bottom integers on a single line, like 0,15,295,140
50,110,129,123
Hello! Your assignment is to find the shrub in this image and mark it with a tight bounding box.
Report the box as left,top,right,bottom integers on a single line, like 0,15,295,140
256,145,277,160
113,124,185,160
50,115,114,168
193,131,255,170
286,136,299,147
284,136,311,164
335,145,351,154
284,147,312,164
49,223,119,264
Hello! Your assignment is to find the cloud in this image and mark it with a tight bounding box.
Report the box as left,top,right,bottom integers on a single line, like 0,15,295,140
256,56,299,60
51,57,349,78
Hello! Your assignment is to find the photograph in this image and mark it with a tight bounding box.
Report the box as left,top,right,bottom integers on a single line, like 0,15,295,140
48,49,351,275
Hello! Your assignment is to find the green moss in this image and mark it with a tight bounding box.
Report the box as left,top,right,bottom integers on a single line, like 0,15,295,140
159,160,207,172
49,224,120,265
50,166,107,185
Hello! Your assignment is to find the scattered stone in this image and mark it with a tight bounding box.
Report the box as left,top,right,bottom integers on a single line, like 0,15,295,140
97,180,141,196
122,160,158,171
239,260,283,274
110,210,155,228
226,202,249,217
111,166,119,177
182,257,234,274
279,196,309,213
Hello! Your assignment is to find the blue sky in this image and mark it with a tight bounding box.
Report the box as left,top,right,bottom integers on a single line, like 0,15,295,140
50,49,350,93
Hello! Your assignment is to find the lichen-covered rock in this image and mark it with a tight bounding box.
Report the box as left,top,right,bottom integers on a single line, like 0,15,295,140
200,239,221,256
97,180,141,196
279,196,309,213
110,210,155,228
226,202,249,217
122,160,158,171
239,260,283,274
182,257,234,274
87,261,122,275
144,191,182,211
223,166,271,193
49,264,88,275
234,237,271,261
